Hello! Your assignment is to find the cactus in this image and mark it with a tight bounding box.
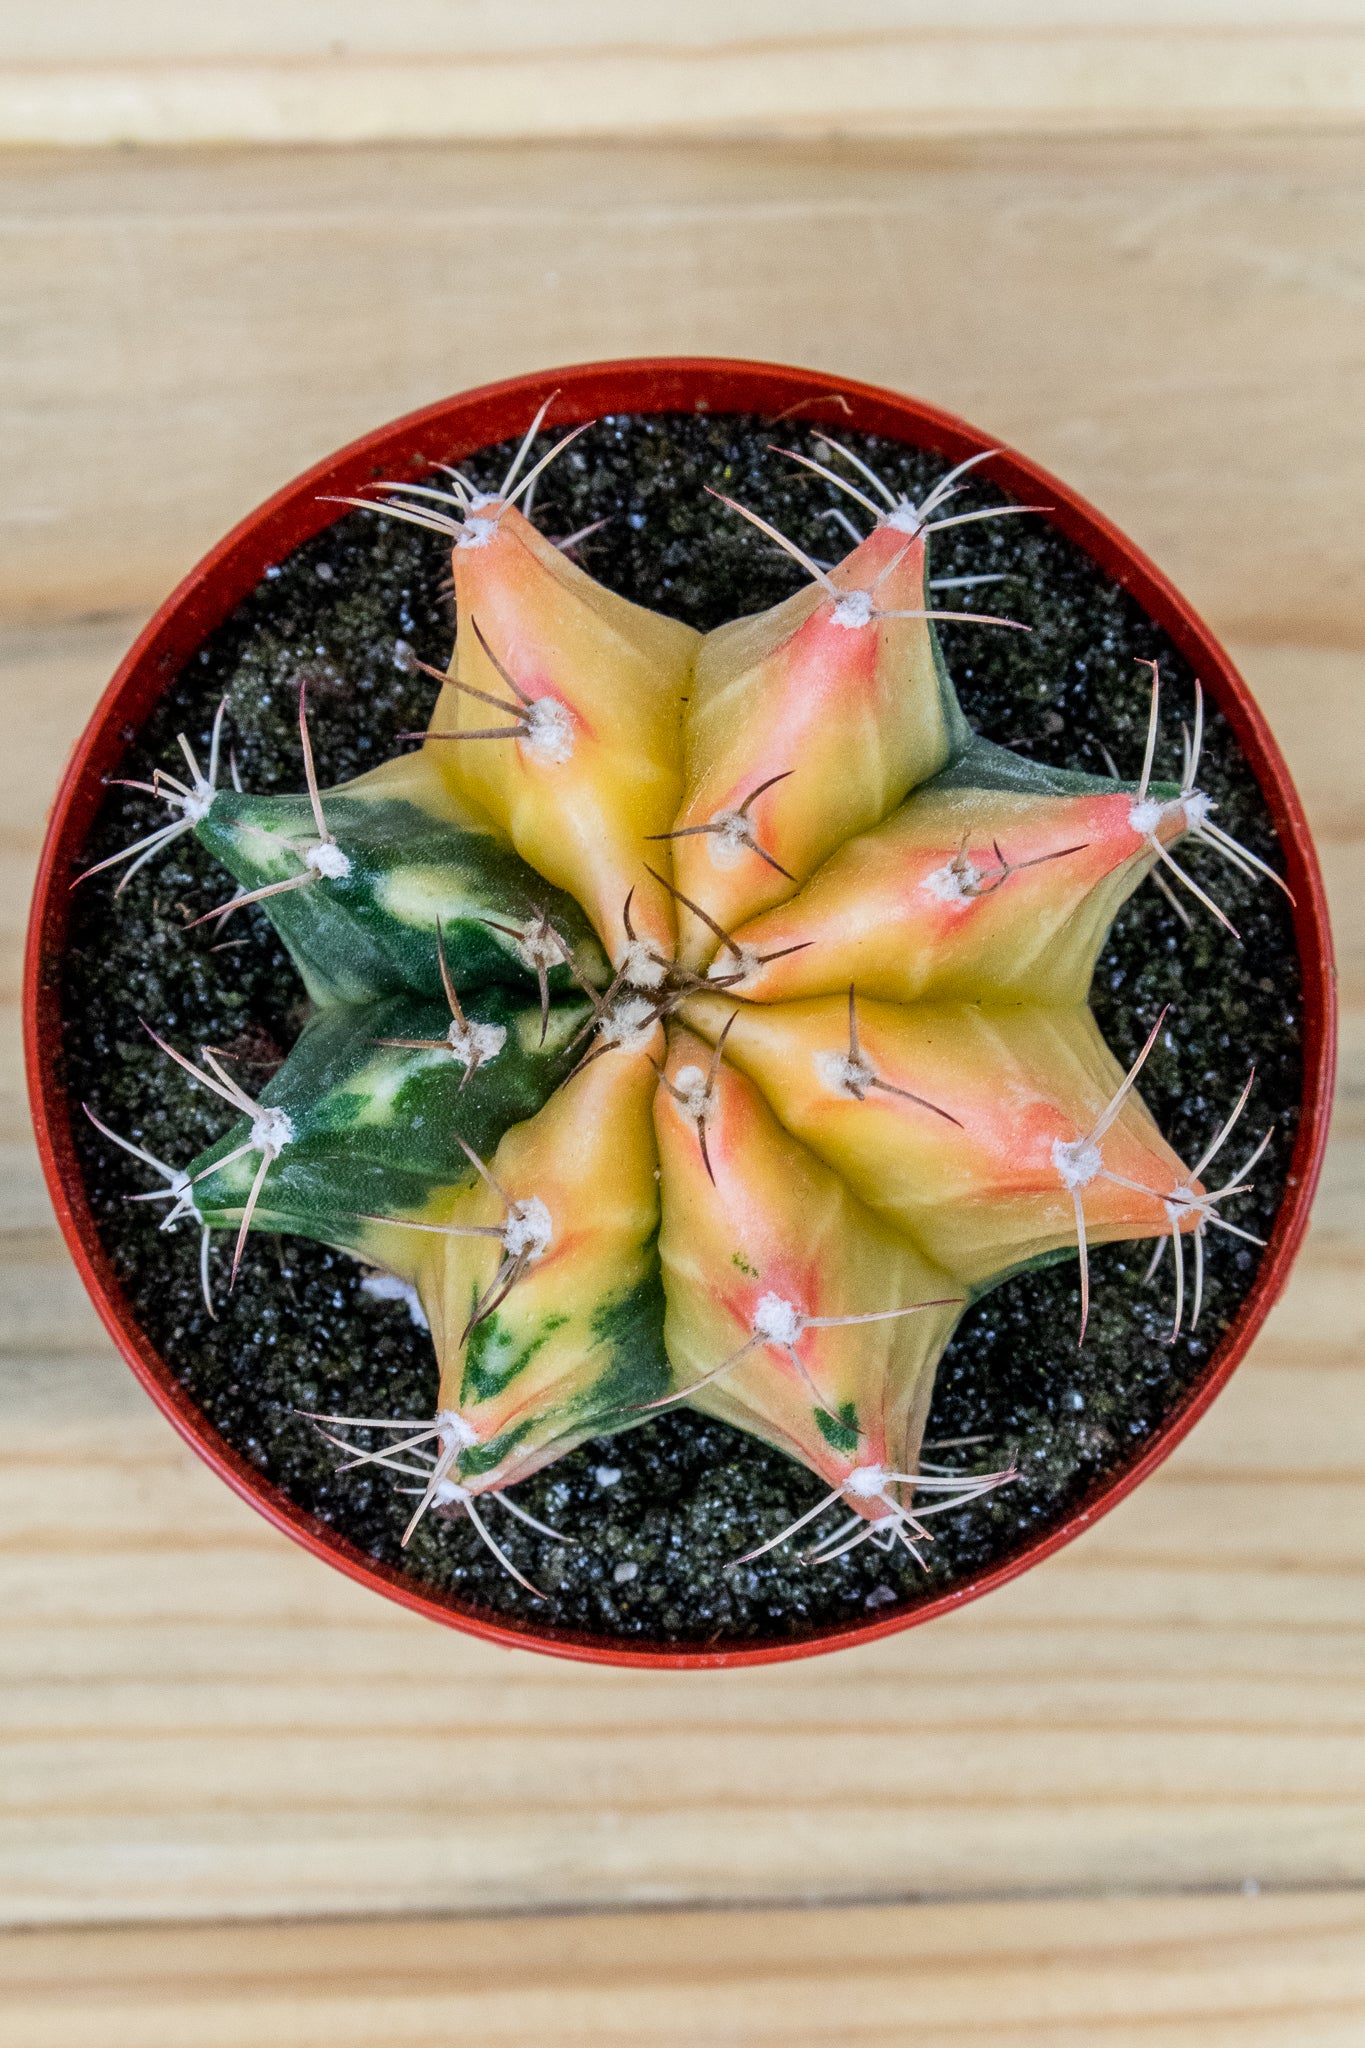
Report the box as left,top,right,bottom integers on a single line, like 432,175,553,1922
84,415,1285,1591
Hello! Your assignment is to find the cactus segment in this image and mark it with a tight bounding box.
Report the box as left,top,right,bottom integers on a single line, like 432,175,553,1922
426,499,699,965
667,516,972,966
196,747,608,1007
724,738,1192,1007
682,992,1200,1293
389,1035,670,1497
654,1026,964,1514
187,988,591,1270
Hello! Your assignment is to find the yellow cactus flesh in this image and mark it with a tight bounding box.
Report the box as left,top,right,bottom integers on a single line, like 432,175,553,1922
341,739,500,834
405,1033,667,1495
726,779,1192,1007
655,1027,963,1510
427,500,698,964
672,522,962,966
682,992,1199,1292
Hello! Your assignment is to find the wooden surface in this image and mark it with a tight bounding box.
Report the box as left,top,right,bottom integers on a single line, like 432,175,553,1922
2,130,1363,2040
4,4,1365,147
7,135,1365,645
5,1893,1365,2047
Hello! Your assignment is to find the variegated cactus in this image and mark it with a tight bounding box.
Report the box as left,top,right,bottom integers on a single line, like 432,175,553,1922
86,409,1284,1591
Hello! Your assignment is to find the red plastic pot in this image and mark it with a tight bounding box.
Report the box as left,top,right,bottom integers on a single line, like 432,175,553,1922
25,357,1336,1669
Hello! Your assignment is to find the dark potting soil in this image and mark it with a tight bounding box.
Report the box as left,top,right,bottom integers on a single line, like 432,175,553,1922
59,411,1302,1647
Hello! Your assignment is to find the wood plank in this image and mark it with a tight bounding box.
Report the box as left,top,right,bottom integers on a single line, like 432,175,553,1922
5,1322,1365,1926
4,6,1365,150
4,1892,1365,2047
2,136,1365,646
16,0,1365,63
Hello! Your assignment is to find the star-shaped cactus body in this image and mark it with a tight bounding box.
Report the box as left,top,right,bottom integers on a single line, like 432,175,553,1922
91,423,1278,1582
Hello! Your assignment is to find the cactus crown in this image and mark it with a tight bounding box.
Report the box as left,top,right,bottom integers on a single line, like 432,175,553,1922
76,408,1294,1615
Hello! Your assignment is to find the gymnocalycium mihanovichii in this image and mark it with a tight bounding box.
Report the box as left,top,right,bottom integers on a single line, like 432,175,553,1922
80,403,1290,1595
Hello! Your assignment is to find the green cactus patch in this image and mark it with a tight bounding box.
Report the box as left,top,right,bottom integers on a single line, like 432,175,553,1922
815,1403,861,1456
196,781,609,1009
462,1310,569,1403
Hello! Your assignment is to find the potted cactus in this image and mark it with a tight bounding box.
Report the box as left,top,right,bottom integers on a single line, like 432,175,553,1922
26,360,1334,1666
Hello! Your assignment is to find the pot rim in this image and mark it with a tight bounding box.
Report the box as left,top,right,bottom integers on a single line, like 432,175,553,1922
24,355,1337,1670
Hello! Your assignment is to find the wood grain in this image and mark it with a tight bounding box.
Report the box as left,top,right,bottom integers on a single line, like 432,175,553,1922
5,1892,1365,2047
4,5,1365,148
17,0,1365,62
3,136,1365,648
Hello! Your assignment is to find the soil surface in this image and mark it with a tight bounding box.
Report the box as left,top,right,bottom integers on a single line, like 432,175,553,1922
60,412,1302,1647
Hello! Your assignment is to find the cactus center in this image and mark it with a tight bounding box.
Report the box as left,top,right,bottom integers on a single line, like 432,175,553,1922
597,994,660,1053
619,939,670,991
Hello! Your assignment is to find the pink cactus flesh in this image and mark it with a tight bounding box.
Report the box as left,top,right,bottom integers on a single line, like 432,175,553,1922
655,1025,965,1522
